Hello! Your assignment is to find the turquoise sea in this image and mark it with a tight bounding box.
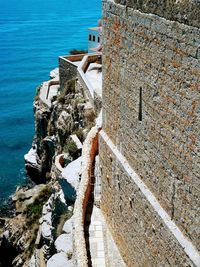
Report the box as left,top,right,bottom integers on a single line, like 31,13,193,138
0,0,101,206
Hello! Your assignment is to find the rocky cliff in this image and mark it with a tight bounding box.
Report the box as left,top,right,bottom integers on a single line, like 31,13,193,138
26,77,95,183
0,69,97,267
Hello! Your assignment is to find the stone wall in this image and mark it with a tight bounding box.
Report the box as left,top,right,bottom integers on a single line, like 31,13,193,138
100,0,200,266
59,57,78,90
113,0,200,27
99,132,197,266
77,71,94,106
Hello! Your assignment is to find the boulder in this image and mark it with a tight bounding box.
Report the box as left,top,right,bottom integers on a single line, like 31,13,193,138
40,194,54,242
24,147,41,184
24,147,38,165
12,184,47,213
12,184,46,202
55,234,73,253
39,187,68,257
63,216,74,234
57,111,74,145
47,252,73,267
60,156,81,195
41,221,53,240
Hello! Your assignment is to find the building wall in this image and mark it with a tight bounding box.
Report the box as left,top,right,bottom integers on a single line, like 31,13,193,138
88,28,101,53
100,0,200,266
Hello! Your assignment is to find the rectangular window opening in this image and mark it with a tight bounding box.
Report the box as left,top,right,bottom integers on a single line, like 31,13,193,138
139,87,143,121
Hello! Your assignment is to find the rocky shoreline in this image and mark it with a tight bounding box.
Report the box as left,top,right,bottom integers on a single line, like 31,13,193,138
0,67,98,267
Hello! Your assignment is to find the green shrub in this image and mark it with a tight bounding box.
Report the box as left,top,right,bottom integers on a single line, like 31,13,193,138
27,201,43,218
57,79,76,104
57,94,65,104
26,199,43,227
84,108,96,129
26,186,51,225
74,97,85,106
67,79,76,94
66,251,73,260
64,140,79,159
74,128,84,143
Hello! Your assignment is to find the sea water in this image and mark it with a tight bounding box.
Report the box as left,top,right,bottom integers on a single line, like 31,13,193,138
0,0,101,206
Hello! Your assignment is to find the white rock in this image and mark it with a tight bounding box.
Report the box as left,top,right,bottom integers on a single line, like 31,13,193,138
61,157,82,190
41,221,53,240
57,189,66,205
50,68,59,79
68,206,73,212
55,234,73,253
24,148,37,165
42,213,52,225
42,203,51,215
63,216,74,234
29,253,36,267
47,252,73,267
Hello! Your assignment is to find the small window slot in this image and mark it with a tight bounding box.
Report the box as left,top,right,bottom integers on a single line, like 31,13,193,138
139,87,143,121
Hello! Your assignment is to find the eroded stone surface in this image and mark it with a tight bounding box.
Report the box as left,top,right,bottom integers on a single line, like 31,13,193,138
12,184,47,213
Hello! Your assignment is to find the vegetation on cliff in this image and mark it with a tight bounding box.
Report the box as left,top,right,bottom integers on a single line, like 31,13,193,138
0,185,51,267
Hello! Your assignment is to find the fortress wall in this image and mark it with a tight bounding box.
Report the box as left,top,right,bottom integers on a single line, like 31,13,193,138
99,133,195,266
59,56,78,90
113,0,200,28
100,0,200,265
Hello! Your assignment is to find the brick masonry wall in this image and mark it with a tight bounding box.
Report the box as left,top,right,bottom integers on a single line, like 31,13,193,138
100,0,200,265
